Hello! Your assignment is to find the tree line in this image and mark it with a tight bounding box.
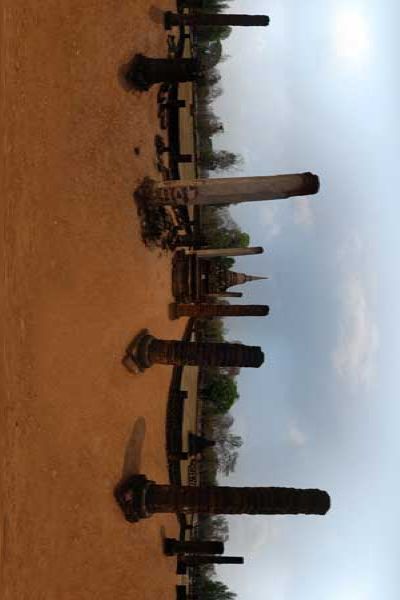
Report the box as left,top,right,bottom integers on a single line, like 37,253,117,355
189,13,246,594
192,0,242,174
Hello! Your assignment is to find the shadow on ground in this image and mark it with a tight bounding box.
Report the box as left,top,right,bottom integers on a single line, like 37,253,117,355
149,5,165,25
121,417,147,478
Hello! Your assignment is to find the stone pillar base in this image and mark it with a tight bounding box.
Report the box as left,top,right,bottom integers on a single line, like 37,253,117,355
114,474,155,522
164,11,178,29
122,329,155,374
125,54,152,91
163,537,178,556
169,303,179,320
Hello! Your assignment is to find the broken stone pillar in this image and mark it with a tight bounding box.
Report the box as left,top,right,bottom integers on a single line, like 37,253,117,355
172,303,270,319
154,173,320,206
114,475,331,523
164,537,224,556
165,12,270,29
122,329,264,373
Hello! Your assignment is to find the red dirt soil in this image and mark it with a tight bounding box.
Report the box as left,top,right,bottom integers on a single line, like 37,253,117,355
0,0,186,597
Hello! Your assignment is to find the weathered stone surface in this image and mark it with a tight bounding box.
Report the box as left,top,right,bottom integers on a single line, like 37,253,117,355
173,303,269,318
165,12,270,29
115,475,331,522
164,538,224,556
147,338,264,368
157,173,320,206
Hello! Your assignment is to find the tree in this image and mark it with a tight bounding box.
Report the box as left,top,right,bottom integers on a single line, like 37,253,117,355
198,119,224,138
197,25,233,44
230,230,250,247
204,413,243,476
199,150,243,173
214,431,242,476
204,373,239,413
197,513,229,541
198,317,226,342
197,577,237,600
216,256,235,269
202,223,250,249
207,515,229,541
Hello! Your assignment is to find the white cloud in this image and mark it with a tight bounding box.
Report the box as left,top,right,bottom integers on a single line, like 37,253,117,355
332,275,379,388
287,421,308,447
259,198,315,239
293,198,315,227
226,517,277,557
336,231,363,264
260,205,282,238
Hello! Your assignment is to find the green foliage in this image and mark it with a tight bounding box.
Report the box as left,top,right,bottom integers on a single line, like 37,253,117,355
199,149,243,173
199,0,230,13
200,206,250,248
217,256,235,269
198,40,223,70
204,374,239,414
205,224,249,248
199,515,229,542
197,576,237,600
213,420,243,476
197,317,226,342
198,449,218,485
197,25,232,43
197,115,224,139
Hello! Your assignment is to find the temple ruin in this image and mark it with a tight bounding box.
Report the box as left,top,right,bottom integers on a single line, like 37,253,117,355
172,249,267,303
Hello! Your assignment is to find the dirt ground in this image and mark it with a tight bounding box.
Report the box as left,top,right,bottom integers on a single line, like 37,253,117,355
0,0,188,597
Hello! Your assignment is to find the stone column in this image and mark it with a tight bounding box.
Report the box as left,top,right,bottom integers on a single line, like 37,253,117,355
155,173,320,206
207,292,243,298
122,329,264,373
182,555,244,566
164,538,224,556
191,246,263,257
172,304,270,318
114,475,331,523
165,12,270,29
125,55,200,91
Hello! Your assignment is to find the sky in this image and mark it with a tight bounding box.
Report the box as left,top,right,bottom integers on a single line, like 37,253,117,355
208,1,400,598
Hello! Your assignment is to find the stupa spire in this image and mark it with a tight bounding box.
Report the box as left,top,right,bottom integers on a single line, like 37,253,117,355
243,274,269,282
226,271,269,288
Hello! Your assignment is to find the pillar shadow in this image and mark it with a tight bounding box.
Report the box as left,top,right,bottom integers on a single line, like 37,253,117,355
149,5,164,25
121,417,147,478
117,55,141,92
160,525,167,543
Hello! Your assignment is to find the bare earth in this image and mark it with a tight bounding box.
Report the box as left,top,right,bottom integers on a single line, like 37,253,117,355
0,0,187,597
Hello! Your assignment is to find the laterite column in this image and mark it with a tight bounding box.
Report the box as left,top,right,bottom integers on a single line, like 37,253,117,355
155,173,320,206
148,339,263,367
126,55,201,91
182,555,244,566
172,304,270,319
114,475,331,522
122,330,264,373
191,246,263,257
165,12,270,29
164,538,224,556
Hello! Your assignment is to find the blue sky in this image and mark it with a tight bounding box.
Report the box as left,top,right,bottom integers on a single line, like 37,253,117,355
209,0,400,598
